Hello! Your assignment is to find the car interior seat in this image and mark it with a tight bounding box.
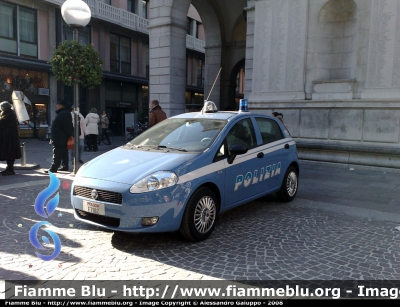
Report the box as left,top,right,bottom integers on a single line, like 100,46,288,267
234,124,252,148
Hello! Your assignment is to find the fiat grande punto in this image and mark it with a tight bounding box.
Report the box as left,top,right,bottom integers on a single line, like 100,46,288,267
71,101,299,241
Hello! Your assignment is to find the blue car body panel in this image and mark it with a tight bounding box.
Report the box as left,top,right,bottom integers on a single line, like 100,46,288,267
71,110,299,233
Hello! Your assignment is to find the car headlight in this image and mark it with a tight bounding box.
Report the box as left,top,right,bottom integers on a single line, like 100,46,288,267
130,171,178,193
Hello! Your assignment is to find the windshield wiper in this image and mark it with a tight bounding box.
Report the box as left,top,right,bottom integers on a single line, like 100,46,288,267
129,144,157,150
157,145,188,152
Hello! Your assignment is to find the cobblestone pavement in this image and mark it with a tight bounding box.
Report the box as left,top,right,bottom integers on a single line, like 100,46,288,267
1,139,400,298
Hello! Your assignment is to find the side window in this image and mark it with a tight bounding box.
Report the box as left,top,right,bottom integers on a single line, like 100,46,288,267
255,117,284,145
226,118,257,154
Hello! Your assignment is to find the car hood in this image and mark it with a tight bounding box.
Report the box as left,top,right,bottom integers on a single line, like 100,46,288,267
77,147,198,184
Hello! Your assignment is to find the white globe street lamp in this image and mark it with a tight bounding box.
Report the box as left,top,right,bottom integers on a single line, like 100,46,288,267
61,0,91,28
61,0,91,174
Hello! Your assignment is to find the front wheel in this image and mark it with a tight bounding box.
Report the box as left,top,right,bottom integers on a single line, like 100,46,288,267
276,166,298,202
180,187,218,241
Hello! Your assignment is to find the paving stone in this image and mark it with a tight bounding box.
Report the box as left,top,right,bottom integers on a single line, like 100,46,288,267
1,144,400,285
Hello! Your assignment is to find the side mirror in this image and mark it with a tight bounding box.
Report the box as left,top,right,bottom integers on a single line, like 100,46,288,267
227,144,248,164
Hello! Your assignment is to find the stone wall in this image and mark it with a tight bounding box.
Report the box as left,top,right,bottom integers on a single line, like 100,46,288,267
248,0,400,169
251,100,400,169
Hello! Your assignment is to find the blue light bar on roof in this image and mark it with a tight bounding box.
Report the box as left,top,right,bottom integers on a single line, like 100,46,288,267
239,99,249,112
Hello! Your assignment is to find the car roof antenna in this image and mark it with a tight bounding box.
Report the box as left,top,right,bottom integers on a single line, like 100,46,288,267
202,67,222,114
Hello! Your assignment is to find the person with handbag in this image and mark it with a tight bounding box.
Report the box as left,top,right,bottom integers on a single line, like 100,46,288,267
46,100,73,173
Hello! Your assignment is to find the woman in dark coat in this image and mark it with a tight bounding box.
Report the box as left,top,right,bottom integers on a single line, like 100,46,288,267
0,101,21,176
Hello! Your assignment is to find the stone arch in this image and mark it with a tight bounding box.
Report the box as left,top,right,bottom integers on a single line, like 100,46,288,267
231,14,247,43
315,0,357,80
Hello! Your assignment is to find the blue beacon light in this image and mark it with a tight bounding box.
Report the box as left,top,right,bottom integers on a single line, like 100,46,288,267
239,99,249,112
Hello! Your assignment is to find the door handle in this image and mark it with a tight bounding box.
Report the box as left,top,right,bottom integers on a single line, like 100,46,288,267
257,152,264,158
284,144,290,149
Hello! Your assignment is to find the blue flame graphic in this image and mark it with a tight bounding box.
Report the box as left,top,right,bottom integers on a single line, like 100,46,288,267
34,172,60,218
29,221,61,261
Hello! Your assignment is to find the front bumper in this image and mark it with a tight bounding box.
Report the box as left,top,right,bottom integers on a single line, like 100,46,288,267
71,177,192,233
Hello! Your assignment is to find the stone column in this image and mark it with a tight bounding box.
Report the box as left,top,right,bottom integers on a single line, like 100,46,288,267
249,0,308,104
204,45,222,107
148,15,188,117
361,0,400,99
244,0,255,100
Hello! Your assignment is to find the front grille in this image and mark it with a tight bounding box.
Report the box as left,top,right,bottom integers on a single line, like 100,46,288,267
76,209,120,227
74,186,123,204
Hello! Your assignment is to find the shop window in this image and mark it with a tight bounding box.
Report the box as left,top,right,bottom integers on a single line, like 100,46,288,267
34,104,48,126
0,2,37,58
0,66,48,93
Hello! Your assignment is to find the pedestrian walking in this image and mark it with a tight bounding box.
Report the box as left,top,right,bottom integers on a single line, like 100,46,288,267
46,100,73,173
0,101,21,176
149,100,167,128
85,108,100,152
100,110,111,145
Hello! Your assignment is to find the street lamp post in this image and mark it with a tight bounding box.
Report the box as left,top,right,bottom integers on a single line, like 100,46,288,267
61,0,91,174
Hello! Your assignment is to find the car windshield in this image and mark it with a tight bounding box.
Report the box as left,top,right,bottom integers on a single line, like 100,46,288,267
128,118,227,152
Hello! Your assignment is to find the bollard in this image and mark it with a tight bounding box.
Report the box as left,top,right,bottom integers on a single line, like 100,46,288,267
20,142,26,167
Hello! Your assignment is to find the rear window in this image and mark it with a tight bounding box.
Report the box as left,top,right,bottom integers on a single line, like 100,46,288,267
254,117,284,144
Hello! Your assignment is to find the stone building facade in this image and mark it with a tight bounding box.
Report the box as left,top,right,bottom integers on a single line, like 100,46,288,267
149,0,400,169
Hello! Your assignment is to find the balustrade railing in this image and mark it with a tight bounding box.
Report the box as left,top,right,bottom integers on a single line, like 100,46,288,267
186,35,205,53
44,0,204,51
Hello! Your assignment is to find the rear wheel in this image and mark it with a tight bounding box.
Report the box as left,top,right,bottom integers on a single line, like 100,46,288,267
276,166,298,202
180,187,218,241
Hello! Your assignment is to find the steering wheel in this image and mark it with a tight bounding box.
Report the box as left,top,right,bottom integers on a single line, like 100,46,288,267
201,137,211,143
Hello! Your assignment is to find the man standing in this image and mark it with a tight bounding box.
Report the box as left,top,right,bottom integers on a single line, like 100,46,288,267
149,100,167,127
46,100,73,173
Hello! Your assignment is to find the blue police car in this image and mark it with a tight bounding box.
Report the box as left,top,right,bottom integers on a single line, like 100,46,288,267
71,101,299,241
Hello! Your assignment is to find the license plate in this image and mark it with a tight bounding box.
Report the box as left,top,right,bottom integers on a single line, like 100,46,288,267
83,200,105,215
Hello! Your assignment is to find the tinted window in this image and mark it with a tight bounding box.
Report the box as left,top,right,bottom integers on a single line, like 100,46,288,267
226,118,257,153
255,117,284,145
